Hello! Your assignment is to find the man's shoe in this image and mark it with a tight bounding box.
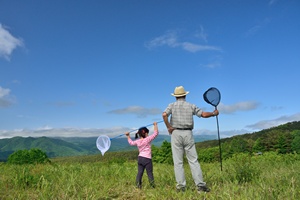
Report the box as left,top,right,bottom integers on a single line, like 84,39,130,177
197,185,210,193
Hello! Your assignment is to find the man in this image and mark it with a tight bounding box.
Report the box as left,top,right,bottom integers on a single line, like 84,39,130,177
162,86,219,193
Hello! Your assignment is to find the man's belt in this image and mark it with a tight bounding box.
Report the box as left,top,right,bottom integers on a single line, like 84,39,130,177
175,128,192,130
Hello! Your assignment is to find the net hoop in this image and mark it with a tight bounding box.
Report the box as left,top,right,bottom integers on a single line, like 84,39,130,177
96,135,111,156
203,87,221,107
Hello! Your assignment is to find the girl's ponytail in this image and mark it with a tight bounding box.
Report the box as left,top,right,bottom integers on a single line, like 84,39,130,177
135,127,149,139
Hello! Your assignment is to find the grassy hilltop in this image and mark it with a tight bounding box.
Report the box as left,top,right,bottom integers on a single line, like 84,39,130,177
0,152,299,199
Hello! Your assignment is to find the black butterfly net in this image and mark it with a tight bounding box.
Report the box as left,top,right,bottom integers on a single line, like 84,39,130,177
203,87,221,107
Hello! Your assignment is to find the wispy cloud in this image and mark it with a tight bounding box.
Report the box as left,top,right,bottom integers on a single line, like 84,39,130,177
0,86,14,107
0,126,129,139
244,18,271,37
218,101,260,114
268,0,278,6
246,112,300,130
48,101,75,107
201,62,221,69
270,106,284,111
182,42,220,52
0,86,10,98
0,126,249,139
0,24,23,60
0,124,159,139
108,106,162,118
194,26,208,42
200,55,223,69
145,30,221,53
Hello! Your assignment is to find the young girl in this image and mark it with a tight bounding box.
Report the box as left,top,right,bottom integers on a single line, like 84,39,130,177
125,122,159,189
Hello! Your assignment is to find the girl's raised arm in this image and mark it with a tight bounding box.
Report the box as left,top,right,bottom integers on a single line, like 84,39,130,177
153,122,158,132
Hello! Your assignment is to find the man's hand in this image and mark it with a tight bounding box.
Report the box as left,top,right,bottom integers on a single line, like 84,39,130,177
168,126,175,134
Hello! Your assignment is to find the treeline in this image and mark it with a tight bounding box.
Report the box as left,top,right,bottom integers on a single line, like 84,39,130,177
199,121,300,163
209,121,300,153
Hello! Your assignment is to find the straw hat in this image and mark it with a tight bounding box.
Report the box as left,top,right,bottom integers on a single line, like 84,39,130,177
171,86,189,97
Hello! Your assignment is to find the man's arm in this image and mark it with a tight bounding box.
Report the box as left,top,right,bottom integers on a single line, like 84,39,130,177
162,112,175,134
201,109,219,118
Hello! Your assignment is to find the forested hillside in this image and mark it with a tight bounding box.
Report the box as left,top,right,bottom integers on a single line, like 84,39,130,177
196,121,300,151
0,136,90,161
194,121,300,163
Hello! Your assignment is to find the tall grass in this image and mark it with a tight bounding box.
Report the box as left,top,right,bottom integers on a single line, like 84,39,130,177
0,152,299,199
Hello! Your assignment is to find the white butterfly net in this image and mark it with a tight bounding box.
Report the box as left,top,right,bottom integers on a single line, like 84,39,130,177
96,135,111,156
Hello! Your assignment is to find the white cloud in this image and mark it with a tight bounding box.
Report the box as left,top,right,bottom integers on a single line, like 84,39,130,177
182,42,220,52
36,125,53,131
0,125,242,139
244,18,271,37
0,24,23,60
0,86,14,107
0,126,137,139
246,112,300,130
0,86,10,98
145,31,179,48
269,0,278,6
200,55,223,69
218,101,260,114
48,101,75,107
108,106,162,118
194,26,208,42
201,61,221,69
193,128,248,138
145,30,221,53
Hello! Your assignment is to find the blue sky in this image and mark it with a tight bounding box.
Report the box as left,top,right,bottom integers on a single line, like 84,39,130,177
1,0,300,139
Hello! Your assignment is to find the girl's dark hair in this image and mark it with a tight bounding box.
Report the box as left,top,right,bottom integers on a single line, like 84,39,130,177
135,127,149,139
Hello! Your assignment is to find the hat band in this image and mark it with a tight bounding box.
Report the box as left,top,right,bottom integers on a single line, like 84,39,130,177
175,92,186,95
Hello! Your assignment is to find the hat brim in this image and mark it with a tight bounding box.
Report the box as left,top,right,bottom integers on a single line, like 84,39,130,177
171,91,189,97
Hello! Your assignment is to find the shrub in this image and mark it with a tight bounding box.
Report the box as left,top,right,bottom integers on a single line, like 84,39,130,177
227,153,261,184
7,148,50,164
198,146,220,163
152,140,173,164
291,130,300,153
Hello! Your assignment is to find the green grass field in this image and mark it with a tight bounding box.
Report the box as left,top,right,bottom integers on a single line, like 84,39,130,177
1,152,299,200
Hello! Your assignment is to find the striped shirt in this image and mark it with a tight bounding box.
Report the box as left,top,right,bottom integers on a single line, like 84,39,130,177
127,130,159,159
164,98,203,129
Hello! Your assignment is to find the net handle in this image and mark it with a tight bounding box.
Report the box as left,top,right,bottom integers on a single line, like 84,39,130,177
203,87,222,171
110,120,164,140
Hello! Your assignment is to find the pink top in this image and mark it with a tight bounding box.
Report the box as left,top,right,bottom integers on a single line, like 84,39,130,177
127,130,159,159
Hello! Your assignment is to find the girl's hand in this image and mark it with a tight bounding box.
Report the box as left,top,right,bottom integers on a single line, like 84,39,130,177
125,132,130,136
153,122,158,132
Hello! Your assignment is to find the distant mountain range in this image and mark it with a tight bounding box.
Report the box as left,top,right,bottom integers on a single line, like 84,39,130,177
0,134,216,161
2,121,300,162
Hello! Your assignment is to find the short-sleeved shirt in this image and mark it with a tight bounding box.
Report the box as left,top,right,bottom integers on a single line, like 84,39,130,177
127,130,158,159
164,98,203,129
